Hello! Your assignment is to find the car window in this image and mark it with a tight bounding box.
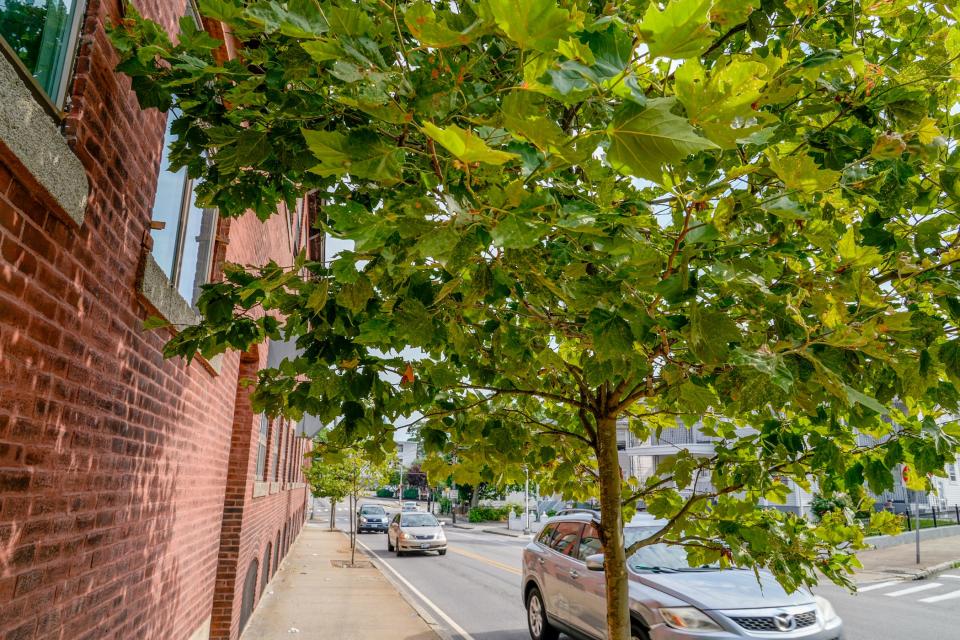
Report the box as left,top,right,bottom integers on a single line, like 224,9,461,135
537,523,557,545
361,506,385,514
401,513,439,527
392,514,401,524
577,523,602,561
549,522,583,557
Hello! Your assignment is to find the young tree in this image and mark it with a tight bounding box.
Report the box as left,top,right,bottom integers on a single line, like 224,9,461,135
303,450,350,531
112,2,960,637
306,444,391,564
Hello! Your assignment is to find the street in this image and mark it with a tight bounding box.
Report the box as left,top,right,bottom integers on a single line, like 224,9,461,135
319,501,960,640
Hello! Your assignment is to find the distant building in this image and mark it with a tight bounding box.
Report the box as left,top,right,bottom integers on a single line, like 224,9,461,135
396,438,422,468
617,421,960,517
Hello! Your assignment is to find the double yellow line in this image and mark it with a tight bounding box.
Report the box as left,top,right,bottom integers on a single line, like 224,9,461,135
447,545,522,575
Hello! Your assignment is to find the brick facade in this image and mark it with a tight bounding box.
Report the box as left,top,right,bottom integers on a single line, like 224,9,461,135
0,1,309,638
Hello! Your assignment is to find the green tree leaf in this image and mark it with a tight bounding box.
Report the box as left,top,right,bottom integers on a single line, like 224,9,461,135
484,0,570,52
422,122,518,165
607,99,718,181
637,0,717,59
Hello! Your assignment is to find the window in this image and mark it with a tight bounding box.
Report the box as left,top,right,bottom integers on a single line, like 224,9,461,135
255,415,269,481
548,522,583,557
536,523,557,545
630,455,655,480
1,0,86,105
577,523,602,561
148,111,216,307
949,463,957,482
270,419,281,481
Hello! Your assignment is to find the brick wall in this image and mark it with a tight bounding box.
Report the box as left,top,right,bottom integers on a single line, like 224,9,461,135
0,1,309,638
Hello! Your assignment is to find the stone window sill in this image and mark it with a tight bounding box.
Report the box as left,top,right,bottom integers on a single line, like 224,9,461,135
138,253,222,375
0,45,87,227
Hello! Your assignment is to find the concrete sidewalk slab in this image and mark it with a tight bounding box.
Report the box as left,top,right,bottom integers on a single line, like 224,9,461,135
853,535,960,583
241,524,439,640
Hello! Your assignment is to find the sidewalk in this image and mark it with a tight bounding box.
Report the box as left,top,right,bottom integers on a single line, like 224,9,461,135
853,535,960,583
241,524,439,640
439,516,541,539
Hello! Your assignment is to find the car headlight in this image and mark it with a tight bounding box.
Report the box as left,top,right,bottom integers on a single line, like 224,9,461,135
815,595,839,623
360,517,368,523
400,532,412,540
659,607,723,632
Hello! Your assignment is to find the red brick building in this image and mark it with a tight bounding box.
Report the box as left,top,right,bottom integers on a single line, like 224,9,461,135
0,1,314,638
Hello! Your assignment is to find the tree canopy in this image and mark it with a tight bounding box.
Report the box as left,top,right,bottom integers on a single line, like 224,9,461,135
113,1,960,637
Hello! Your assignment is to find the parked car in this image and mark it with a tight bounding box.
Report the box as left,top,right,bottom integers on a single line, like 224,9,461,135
401,500,419,512
356,503,389,533
387,512,447,556
521,511,843,640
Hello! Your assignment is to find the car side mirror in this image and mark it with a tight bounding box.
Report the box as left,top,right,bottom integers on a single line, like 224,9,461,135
585,553,605,572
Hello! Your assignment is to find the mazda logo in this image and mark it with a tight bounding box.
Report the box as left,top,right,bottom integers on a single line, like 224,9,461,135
773,612,796,632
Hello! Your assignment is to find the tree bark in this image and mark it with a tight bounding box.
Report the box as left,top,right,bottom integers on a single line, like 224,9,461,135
350,492,356,565
596,415,631,640
329,499,336,531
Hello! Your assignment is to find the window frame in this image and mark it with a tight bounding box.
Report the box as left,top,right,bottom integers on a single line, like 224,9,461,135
0,0,87,112
255,415,269,481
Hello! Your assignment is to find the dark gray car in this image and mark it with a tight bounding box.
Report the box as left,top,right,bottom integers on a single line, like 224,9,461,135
356,503,389,533
521,512,843,640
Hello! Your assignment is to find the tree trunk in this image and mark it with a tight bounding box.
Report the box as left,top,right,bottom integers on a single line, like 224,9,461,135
596,415,631,640
329,499,336,531
350,493,356,565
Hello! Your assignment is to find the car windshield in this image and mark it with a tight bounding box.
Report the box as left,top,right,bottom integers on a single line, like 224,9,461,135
361,506,385,514
401,514,439,527
625,526,719,572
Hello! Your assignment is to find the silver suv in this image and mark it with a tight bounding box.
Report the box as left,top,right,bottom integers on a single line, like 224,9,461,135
521,511,843,640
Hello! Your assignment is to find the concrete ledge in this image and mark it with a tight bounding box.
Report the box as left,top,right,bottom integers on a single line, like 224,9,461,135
253,482,269,498
138,254,222,375
866,524,960,550
0,50,87,226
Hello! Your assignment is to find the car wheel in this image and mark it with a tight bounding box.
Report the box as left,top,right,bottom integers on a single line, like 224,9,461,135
387,536,394,552
396,546,404,557
526,587,559,640
438,549,447,556
630,621,650,640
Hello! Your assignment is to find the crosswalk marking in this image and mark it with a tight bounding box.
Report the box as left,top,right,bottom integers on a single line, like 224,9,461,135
884,583,943,597
919,589,960,603
857,580,903,592
941,574,960,580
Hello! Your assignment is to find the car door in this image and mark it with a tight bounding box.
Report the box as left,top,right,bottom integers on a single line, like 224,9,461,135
542,521,585,626
568,522,606,636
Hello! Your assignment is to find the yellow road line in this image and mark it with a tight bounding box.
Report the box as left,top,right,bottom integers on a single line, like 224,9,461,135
448,545,522,575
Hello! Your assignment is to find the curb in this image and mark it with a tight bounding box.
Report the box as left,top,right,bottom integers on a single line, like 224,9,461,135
481,528,533,539
912,559,960,581
339,530,450,640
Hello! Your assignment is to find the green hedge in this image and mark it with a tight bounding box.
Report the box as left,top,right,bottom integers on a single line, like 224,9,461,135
402,488,419,499
376,489,393,498
468,506,515,522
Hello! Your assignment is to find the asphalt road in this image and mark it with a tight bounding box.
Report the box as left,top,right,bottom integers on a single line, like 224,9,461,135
316,500,960,640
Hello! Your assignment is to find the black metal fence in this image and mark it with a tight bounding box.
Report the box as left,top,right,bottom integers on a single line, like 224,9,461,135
898,505,960,531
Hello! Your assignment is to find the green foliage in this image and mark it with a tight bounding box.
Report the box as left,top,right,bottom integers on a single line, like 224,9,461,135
468,506,512,522
402,487,419,499
375,488,393,498
810,494,854,521
112,0,960,635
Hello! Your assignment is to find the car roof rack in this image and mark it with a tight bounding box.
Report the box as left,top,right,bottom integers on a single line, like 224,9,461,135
554,508,601,518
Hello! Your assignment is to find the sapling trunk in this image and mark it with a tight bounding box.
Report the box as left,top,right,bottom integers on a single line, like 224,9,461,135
597,415,631,640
